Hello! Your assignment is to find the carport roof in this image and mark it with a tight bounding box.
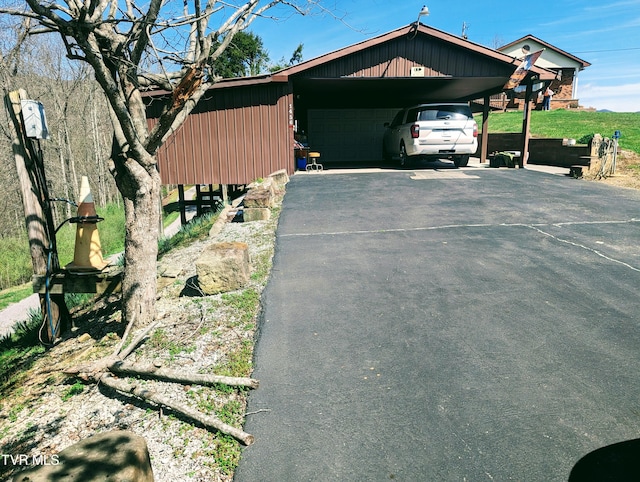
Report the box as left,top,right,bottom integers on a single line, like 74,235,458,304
291,76,512,109
273,23,552,79
212,22,556,108
146,22,557,109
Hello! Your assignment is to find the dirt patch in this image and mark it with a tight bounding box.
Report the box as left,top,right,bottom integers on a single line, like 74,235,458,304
584,149,640,190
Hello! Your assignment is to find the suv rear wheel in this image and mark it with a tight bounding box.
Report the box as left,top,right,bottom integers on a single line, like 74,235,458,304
399,142,408,167
453,155,469,168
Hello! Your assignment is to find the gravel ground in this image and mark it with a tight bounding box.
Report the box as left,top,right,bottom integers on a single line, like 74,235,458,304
1,211,278,482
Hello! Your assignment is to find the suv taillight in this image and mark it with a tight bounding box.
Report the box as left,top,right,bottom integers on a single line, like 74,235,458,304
411,124,420,138
473,122,478,138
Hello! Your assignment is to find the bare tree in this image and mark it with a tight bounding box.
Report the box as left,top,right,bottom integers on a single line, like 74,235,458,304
0,15,33,238
1,14,117,242
0,0,316,337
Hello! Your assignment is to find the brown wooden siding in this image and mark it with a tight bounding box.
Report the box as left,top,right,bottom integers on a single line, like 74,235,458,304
147,82,293,185
297,36,514,80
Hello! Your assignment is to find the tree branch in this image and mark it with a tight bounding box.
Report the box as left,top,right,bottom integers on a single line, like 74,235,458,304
129,0,162,65
113,318,162,360
99,373,255,445
108,360,260,389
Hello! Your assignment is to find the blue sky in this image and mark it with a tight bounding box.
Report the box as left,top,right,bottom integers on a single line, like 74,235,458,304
246,0,640,112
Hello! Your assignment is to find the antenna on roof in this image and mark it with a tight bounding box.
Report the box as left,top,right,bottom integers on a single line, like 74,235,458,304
462,21,468,39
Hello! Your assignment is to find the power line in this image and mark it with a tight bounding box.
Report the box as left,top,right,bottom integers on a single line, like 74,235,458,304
573,47,640,54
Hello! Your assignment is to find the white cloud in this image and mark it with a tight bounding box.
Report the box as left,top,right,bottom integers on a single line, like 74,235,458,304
578,82,640,112
584,0,640,10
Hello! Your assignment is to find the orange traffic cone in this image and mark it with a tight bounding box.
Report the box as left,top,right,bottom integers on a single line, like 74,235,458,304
66,176,108,272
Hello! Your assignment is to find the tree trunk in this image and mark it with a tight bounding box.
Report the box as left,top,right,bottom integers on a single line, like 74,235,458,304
90,89,108,207
64,122,79,198
58,130,72,220
117,160,161,329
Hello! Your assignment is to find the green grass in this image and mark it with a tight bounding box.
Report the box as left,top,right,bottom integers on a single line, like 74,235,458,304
202,434,241,475
215,339,254,378
61,381,85,401
0,284,33,311
477,110,640,154
220,289,260,327
148,328,196,361
158,210,219,256
0,237,35,289
0,340,46,398
0,198,207,295
163,211,180,228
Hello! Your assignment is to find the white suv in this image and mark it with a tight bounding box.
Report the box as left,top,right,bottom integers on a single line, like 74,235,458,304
383,103,478,167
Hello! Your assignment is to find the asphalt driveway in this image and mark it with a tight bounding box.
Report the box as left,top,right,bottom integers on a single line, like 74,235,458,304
235,161,640,481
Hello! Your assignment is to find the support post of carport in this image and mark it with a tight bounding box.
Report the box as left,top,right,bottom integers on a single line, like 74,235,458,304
519,82,533,168
178,184,187,226
480,96,490,163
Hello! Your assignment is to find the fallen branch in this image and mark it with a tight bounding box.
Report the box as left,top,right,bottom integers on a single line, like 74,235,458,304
108,360,259,389
180,305,207,343
63,356,118,378
113,316,136,358
63,319,259,445
99,373,255,445
117,319,162,360
65,320,163,376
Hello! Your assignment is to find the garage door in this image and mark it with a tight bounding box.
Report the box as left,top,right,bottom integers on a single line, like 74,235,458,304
307,108,398,164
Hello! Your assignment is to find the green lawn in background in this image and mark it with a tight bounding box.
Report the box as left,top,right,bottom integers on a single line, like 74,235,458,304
0,284,33,311
0,202,126,291
0,189,203,297
477,110,640,155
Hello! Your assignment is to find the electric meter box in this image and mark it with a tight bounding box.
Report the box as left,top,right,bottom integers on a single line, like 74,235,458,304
20,100,50,140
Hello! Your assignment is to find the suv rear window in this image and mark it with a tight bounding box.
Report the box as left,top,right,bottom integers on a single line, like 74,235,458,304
417,105,472,121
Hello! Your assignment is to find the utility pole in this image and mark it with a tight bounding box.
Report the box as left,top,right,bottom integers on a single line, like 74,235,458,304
5,89,69,343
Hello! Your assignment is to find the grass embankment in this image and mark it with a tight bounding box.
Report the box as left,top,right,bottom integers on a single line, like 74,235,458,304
478,110,640,155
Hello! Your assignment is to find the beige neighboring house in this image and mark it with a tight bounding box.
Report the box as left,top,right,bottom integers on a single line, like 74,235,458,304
497,35,591,110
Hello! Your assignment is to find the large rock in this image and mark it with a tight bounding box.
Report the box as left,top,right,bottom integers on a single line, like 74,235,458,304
243,207,271,222
196,242,250,295
13,430,154,481
244,179,276,208
243,172,287,213
268,169,289,190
